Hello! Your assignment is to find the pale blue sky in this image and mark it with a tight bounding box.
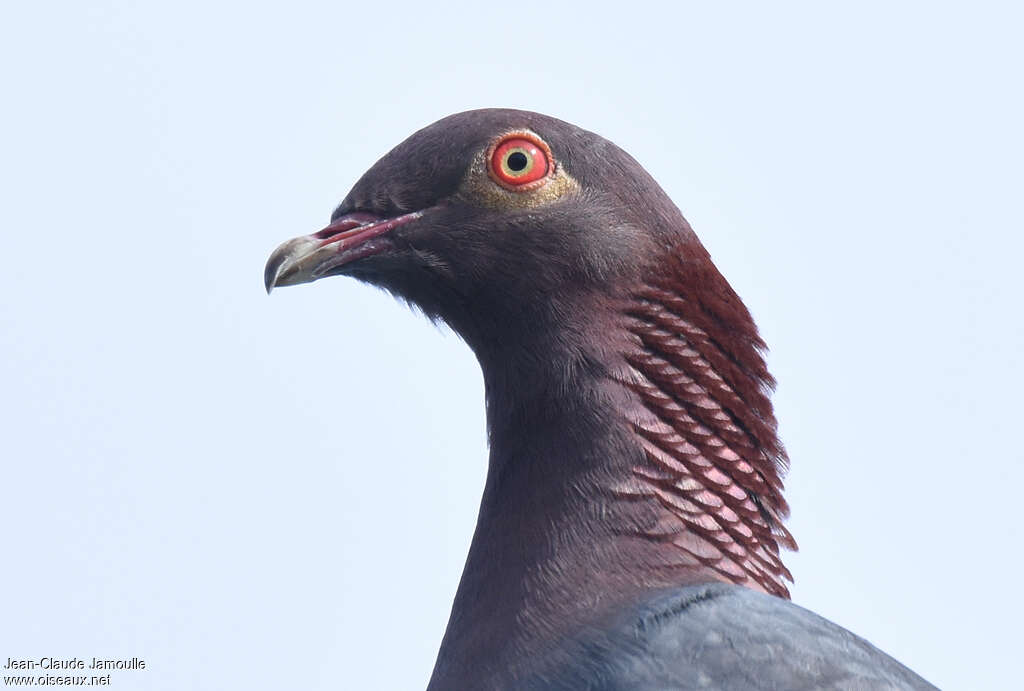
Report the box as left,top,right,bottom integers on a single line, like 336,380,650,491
2,2,1021,689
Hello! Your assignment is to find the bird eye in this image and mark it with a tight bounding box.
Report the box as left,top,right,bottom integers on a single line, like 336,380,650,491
488,134,552,189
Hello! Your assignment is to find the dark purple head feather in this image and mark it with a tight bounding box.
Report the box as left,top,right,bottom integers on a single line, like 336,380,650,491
266,109,797,683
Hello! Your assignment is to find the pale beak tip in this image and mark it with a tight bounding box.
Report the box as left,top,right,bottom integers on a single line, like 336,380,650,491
264,260,281,294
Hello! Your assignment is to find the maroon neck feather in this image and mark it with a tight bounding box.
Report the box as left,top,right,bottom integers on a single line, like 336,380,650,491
615,251,795,597
429,245,795,688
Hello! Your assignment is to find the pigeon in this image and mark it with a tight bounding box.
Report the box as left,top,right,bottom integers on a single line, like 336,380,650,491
265,109,937,690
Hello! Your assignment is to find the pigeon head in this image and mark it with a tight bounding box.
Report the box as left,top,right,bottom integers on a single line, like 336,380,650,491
266,109,794,612
260,110,945,690
265,109,699,350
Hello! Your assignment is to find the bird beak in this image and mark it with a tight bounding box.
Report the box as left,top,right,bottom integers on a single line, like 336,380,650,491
264,210,424,293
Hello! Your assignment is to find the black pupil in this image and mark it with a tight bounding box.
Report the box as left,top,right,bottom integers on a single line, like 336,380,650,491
507,151,529,172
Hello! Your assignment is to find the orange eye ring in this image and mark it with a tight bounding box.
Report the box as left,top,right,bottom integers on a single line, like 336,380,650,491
487,133,553,191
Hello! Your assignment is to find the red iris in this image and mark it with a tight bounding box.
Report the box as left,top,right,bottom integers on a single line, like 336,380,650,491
488,134,551,189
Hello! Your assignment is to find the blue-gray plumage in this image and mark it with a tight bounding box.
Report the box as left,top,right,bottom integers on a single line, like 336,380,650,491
265,109,937,689
524,584,935,690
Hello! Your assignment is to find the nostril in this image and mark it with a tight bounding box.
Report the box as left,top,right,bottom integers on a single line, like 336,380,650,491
315,211,382,239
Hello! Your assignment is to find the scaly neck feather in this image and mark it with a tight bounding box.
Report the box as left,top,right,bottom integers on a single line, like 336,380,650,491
428,250,794,688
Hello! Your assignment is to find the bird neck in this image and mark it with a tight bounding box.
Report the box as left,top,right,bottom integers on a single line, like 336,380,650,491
429,273,795,687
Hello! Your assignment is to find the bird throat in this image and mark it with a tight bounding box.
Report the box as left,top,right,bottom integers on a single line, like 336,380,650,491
429,259,795,687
